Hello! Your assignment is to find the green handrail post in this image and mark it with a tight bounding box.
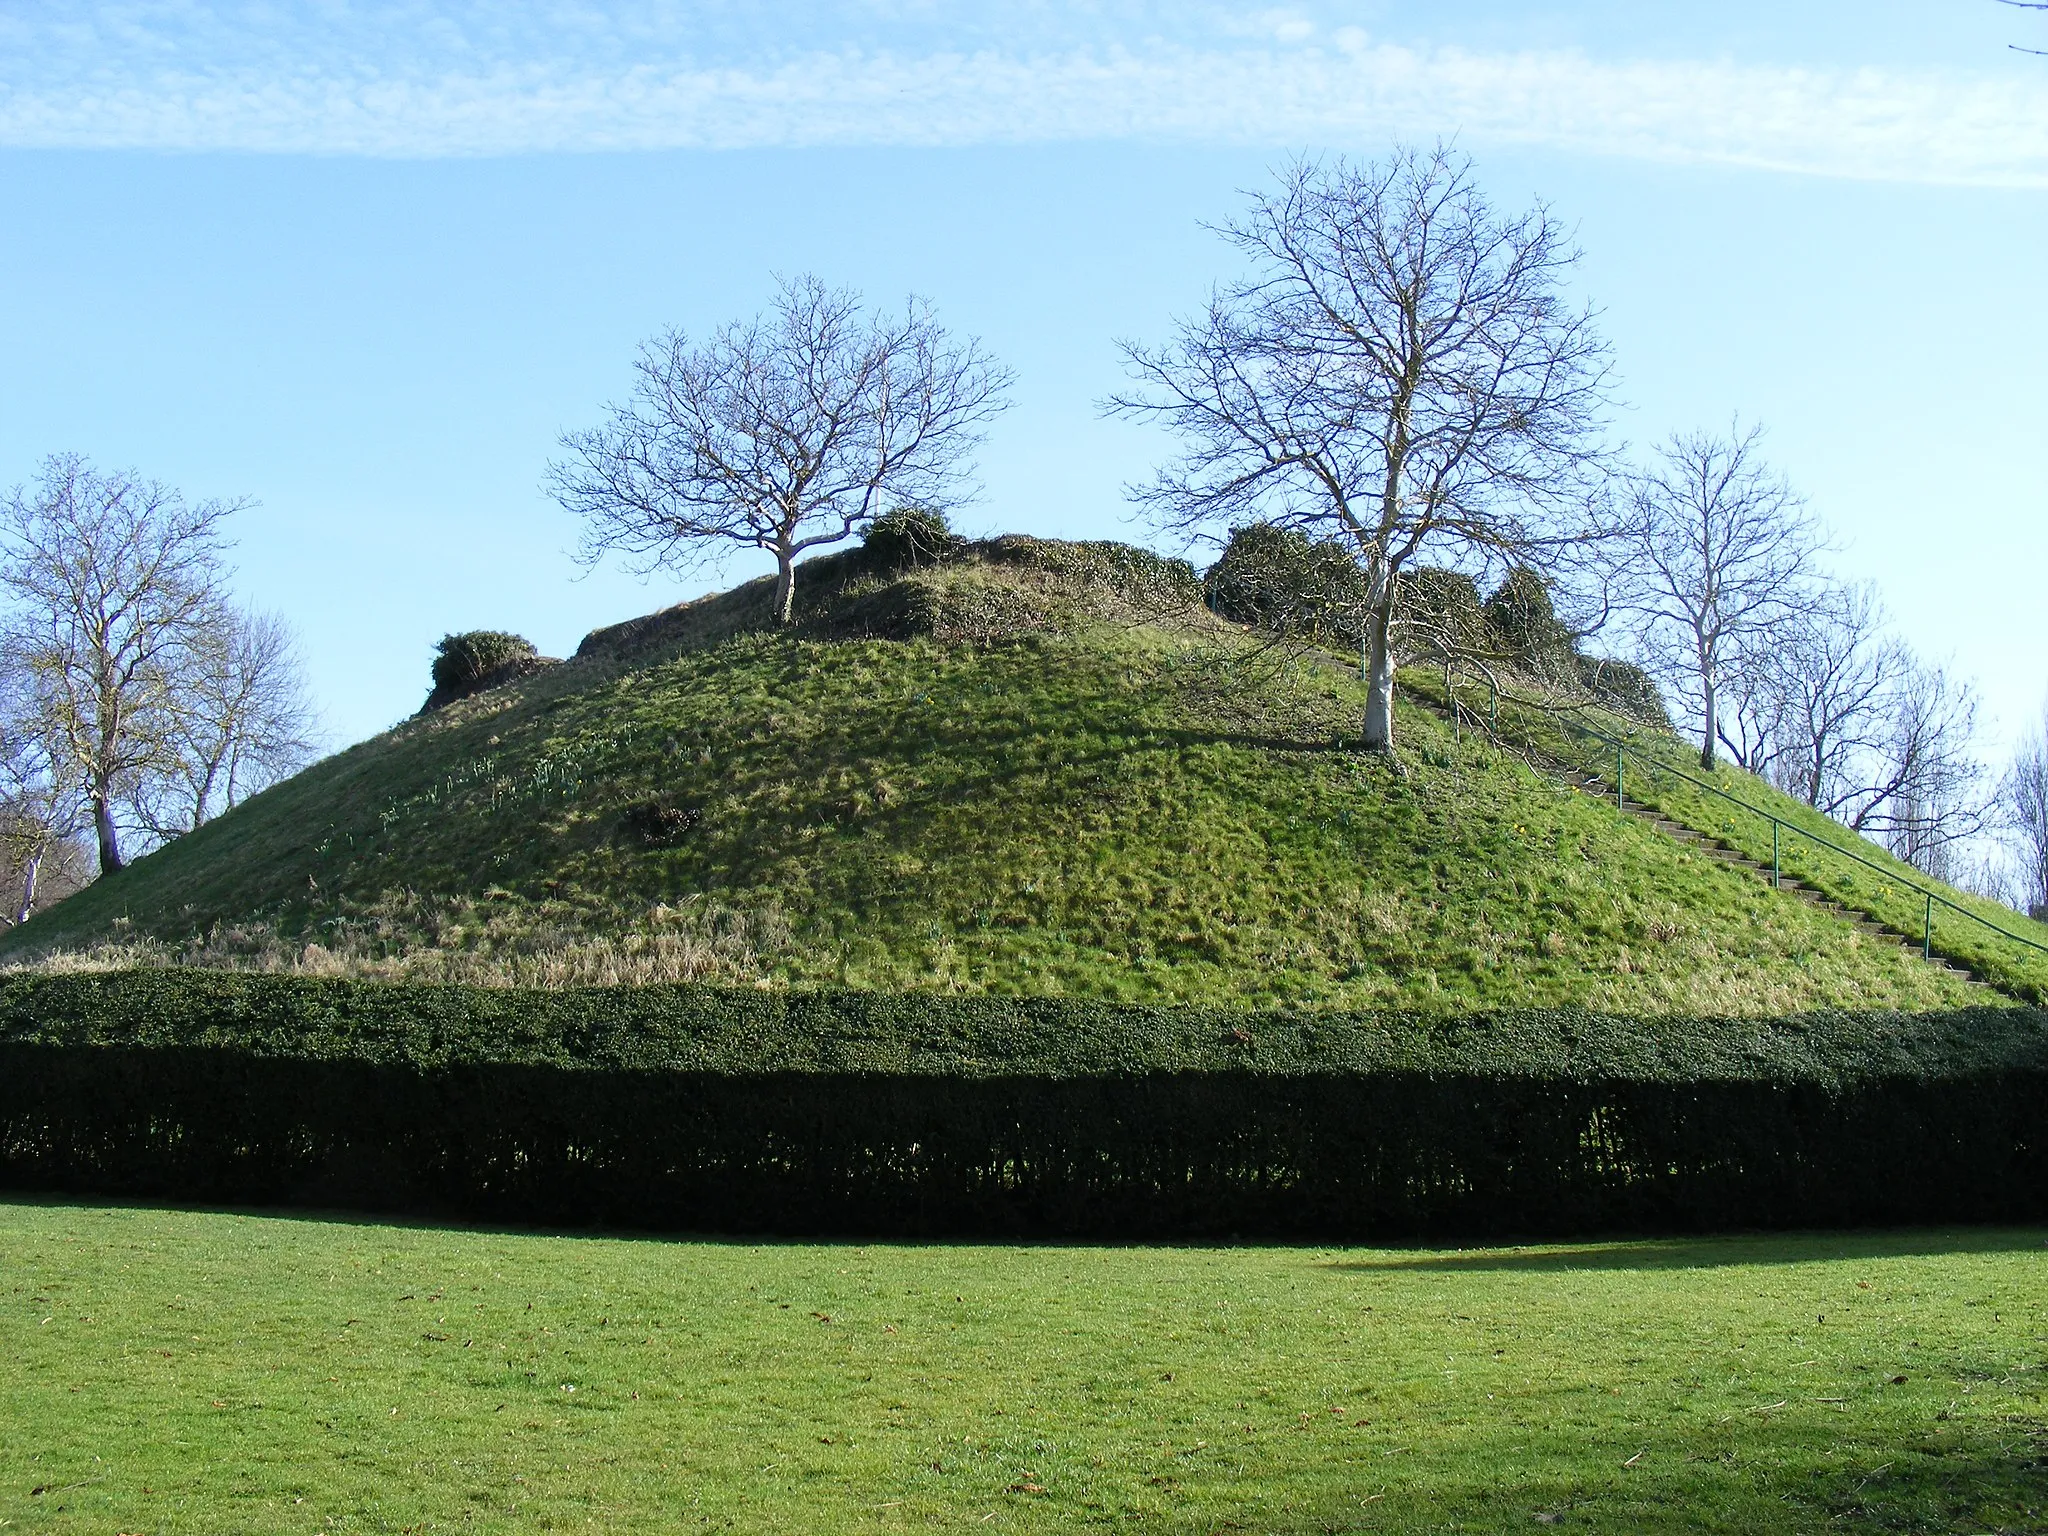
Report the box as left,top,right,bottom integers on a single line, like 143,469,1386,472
1616,747,1625,811
1924,892,1933,960
1772,821,1780,889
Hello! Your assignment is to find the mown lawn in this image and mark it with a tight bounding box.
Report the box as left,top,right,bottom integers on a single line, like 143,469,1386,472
2,1202,2044,1533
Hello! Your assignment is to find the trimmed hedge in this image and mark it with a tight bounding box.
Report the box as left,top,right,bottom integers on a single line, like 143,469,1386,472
3,972,2045,1238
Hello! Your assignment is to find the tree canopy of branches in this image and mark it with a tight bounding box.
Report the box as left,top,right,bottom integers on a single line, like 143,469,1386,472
0,678,91,924
0,455,318,876
1,456,243,872
1679,551,1990,878
2004,707,2048,920
1109,146,1613,752
550,275,1014,626
1854,660,1991,880
1616,423,1821,770
1719,582,1900,801
134,605,318,837
1713,571,1991,876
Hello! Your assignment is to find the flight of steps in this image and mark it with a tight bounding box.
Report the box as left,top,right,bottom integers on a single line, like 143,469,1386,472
1562,770,1991,990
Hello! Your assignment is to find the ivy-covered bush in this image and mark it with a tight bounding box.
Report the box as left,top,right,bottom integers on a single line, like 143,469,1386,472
1482,567,1579,682
423,632,546,713
1205,523,1366,641
860,505,963,574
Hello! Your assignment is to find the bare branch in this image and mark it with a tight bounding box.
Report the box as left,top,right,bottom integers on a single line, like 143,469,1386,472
1107,145,1615,751
0,455,246,872
2002,703,2048,919
1611,422,1822,770
549,275,1014,625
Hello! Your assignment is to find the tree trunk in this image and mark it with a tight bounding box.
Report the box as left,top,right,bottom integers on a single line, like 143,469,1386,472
1699,673,1718,771
94,794,124,874
14,847,41,925
1361,604,1397,753
772,551,798,626
190,754,223,831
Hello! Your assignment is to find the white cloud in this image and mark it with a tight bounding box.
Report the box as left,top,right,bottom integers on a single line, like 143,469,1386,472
1,5,2044,184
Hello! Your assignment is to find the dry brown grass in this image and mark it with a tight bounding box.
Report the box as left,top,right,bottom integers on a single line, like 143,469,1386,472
3,896,785,990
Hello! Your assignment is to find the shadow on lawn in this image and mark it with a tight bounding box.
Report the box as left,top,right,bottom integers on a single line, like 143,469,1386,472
1329,1227,2048,1273
12,1198,2046,1273
1271,1427,2048,1535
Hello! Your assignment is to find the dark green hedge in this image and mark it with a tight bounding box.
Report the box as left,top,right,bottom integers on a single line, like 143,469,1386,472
3,972,2045,1238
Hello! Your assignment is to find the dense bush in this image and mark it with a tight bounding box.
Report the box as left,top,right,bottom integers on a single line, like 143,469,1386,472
2,971,2043,1238
859,505,963,574
432,631,537,692
1481,566,1579,682
423,631,547,712
1206,523,1366,641
1577,654,1672,727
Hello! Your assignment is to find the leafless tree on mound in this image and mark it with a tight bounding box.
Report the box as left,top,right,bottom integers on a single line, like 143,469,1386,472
2003,707,2048,920
0,687,91,925
135,605,320,836
1857,660,1992,880
1719,581,1904,798
1107,146,1615,753
1713,582,1994,880
550,275,1014,626
1615,423,1822,771
0,455,246,873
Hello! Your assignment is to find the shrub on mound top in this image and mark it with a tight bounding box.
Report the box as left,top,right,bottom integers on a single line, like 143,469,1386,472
860,505,963,574
1482,566,1579,683
1205,522,1366,642
422,631,545,712
433,631,537,691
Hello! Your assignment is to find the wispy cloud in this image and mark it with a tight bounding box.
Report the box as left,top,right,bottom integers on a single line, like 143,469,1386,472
2,4,2043,184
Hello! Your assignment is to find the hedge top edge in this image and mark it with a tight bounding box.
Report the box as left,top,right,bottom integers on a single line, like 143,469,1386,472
2,971,2043,1085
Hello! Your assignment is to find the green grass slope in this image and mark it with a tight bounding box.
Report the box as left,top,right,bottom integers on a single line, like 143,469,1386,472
1411,671,2048,1004
0,538,1987,1013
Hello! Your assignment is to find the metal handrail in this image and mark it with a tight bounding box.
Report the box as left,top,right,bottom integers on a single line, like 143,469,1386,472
1544,709,2048,965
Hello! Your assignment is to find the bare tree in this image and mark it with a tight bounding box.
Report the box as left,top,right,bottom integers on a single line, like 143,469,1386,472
1852,660,1991,878
0,455,245,873
1108,146,1613,752
0,687,91,925
1735,582,1907,808
1617,423,1821,770
134,605,319,836
1716,578,1995,878
550,275,1013,625
2003,704,2048,919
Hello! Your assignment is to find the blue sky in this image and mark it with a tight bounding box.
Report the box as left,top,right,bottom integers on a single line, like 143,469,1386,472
1,1,2043,755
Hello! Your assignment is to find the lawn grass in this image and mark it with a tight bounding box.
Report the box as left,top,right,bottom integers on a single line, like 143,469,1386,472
0,615,1980,1013
2,1201,2044,1533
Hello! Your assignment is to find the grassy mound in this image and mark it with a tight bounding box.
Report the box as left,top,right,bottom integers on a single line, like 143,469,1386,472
1409,671,2048,1004
0,537,1997,1013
